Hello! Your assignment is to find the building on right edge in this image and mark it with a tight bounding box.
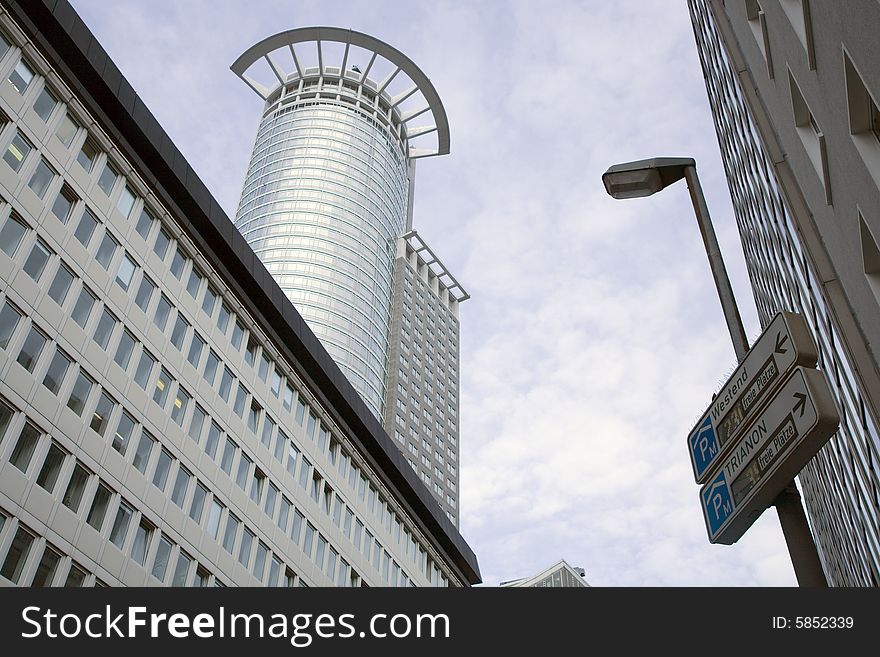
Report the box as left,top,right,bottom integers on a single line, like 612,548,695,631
687,0,880,585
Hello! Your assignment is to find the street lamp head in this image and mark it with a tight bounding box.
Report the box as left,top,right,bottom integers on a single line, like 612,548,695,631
602,156,697,200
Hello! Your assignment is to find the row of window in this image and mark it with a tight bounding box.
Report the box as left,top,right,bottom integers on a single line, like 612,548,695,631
743,1,880,193
0,30,456,586
0,399,225,586
0,510,105,586
0,293,441,585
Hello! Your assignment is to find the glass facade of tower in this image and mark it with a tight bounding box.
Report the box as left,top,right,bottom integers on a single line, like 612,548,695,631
689,0,880,586
231,30,467,518
235,77,410,418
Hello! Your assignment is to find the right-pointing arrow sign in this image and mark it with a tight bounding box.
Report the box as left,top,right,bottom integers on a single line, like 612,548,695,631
793,392,807,418
699,367,839,545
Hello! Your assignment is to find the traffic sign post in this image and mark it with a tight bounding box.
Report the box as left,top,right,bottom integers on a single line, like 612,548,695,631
699,367,839,545
688,312,817,484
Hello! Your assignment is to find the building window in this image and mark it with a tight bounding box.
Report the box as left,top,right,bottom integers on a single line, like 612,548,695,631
204,421,222,459
169,314,190,350
111,411,136,455
0,215,28,263
202,285,218,316
170,386,191,426
151,535,172,582
153,228,171,261
94,232,119,270
32,544,62,587
170,466,191,507
264,482,279,518
116,185,136,218
7,57,34,94
217,304,232,334
152,448,173,491
238,528,254,567
189,482,208,523
206,500,223,540
66,371,95,417
132,431,155,475
27,158,56,199
172,551,192,586
202,349,220,385
844,49,880,188
153,294,173,331
54,112,79,148
86,484,112,531
249,468,265,505
260,415,275,448
115,254,137,291
188,404,207,443
235,453,252,491
169,246,187,280
62,464,90,512
248,401,261,434
245,337,257,366
789,70,830,203
134,207,154,240
16,325,47,373
220,512,239,554
76,139,98,172
134,274,156,312
233,384,248,417
131,519,153,566
46,184,79,224
4,130,32,172
153,368,172,408
71,286,97,329
73,208,98,247
42,347,71,394
133,348,156,389
64,563,87,587
218,366,234,402
92,308,118,349
109,501,133,548
220,438,237,476
32,85,58,121
97,162,119,196
1,527,35,584
186,266,203,298
89,391,116,437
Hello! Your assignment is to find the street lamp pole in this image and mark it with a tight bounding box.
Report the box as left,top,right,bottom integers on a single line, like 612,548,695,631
603,157,828,587
682,165,749,361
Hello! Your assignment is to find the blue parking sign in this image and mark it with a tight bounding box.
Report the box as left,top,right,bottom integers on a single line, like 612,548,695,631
690,416,719,480
702,470,733,539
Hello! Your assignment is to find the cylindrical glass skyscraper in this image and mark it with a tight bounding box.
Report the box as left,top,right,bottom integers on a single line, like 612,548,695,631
232,28,450,418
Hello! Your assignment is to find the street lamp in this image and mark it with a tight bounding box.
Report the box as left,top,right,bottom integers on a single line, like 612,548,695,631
603,156,827,587
603,157,749,360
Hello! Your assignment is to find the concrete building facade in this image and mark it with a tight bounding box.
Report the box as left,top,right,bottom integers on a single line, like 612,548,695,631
0,0,479,588
382,231,467,524
688,0,880,585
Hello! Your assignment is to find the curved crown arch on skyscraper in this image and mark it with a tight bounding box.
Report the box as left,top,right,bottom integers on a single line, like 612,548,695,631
230,26,449,160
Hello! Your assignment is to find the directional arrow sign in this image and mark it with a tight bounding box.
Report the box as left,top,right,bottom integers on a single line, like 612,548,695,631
699,366,839,545
688,312,817,484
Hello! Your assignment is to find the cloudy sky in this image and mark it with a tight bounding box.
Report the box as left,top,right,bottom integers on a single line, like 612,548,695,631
70,0,797,586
